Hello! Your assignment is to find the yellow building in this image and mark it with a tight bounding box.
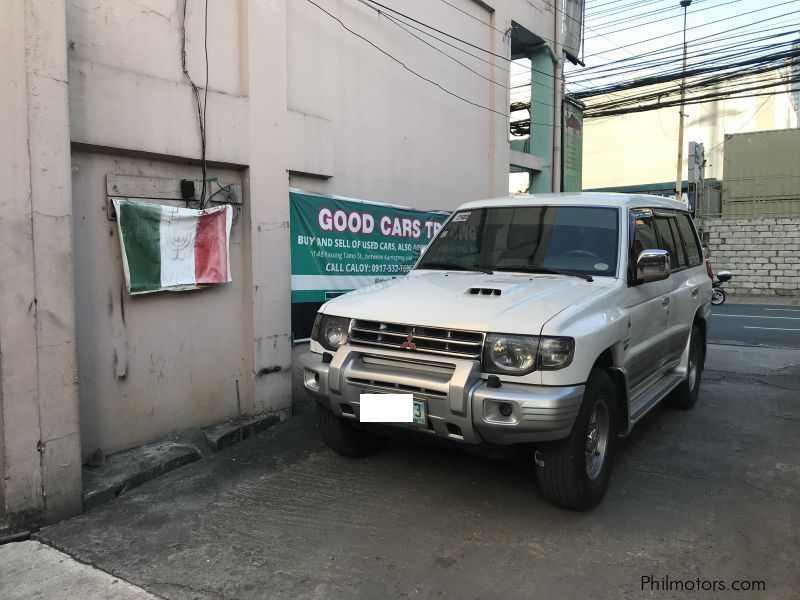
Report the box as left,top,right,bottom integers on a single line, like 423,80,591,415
582,72,798,191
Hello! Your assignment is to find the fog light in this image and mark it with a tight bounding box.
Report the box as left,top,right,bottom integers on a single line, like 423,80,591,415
304,368,320,391
483,400,518,424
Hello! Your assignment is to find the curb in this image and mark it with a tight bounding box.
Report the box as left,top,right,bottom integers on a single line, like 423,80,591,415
82,415,280,511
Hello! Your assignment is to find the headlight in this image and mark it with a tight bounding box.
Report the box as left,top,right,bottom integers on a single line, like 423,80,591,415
311,314,351,352
482,334,574,374
484,334,539,374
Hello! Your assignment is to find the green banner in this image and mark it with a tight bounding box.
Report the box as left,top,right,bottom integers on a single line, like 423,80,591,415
290,191,450,303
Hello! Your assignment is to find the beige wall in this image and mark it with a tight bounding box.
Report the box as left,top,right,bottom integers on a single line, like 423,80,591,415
1,0,82,526
1,0,562,525
72,154,250,458
286,0,501,207
64,0,291,463
583,75,799,190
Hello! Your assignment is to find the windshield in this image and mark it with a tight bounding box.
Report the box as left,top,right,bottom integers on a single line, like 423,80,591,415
416,206,619,277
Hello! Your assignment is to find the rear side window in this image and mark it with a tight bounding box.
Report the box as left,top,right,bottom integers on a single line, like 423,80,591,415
654,216,680,270
675,213,703,266
667,218,688,268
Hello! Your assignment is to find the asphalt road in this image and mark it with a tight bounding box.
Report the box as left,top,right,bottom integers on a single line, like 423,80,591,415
33,343,800,600
710,303,800,348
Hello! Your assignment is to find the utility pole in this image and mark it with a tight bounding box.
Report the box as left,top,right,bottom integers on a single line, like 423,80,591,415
675,0,692,200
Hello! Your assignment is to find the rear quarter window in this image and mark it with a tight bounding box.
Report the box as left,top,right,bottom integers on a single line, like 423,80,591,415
675,213,703,267
654,216,681,270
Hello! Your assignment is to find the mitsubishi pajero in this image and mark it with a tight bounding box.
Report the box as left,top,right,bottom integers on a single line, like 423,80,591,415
300,193,712,510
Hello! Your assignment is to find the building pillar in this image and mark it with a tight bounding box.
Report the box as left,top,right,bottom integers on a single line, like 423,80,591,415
0,0,81,528
244,0,293,416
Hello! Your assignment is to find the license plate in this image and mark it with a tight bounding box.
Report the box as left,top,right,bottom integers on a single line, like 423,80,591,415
359,391,426,425
413,399,427,425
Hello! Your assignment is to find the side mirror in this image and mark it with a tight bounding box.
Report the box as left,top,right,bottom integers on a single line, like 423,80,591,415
636,249,671,284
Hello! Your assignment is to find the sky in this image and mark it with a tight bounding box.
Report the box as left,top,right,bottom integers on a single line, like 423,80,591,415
567,0,800,93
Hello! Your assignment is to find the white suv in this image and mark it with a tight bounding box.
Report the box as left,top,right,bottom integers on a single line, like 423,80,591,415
300,193,712,510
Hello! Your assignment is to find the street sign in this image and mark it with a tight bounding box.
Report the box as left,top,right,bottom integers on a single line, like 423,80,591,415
688,141,705,184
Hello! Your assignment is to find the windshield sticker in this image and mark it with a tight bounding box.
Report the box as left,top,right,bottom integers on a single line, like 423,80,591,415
594,263,609,271
452,212,471,222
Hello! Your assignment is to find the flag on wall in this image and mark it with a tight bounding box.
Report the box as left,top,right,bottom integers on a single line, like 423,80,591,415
112,199,233,295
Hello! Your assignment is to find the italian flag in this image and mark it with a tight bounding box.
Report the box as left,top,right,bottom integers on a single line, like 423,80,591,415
113,199,233,295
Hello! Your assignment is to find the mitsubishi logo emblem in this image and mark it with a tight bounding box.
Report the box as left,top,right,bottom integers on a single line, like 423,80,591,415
401,333,417,351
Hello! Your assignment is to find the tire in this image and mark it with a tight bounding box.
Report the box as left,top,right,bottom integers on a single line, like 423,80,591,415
711,287,726,305
664,324,703,410
534,369,618,511
317,404,386,458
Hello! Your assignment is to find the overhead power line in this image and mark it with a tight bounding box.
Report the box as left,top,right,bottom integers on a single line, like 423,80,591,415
433,0,508,37
587,0,664,19
587,0,683,33
582,62,799,112
569,27,800,84
573,46,800,99
571,21,800,82
354,0,510,89
583,74,800,118
585,0,746,41
585,0,800,59
353,0,513,75
579,45,800,118
361,0,511,62
304,0,562,123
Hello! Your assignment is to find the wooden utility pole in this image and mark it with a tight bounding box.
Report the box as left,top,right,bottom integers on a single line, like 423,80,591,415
676,0,692,198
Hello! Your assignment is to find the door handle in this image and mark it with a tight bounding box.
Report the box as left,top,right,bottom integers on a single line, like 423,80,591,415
662,296,670,306
691,287,699,297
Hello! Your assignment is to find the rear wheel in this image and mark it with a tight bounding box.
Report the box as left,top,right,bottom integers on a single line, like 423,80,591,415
711,287,726,305
665,324,703,409
534,369,618,511
318,404,386,458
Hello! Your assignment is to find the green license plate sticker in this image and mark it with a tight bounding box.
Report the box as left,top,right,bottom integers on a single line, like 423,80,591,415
413,399,426,425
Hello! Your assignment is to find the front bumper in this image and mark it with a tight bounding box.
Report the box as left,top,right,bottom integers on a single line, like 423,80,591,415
299,346,584,445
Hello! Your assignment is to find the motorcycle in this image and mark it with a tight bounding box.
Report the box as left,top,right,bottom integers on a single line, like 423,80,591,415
711,270,732,305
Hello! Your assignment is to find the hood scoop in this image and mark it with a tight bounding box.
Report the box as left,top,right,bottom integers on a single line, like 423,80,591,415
467,287,502,296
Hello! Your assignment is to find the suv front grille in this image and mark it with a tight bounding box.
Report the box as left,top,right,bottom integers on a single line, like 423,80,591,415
349,320,483,360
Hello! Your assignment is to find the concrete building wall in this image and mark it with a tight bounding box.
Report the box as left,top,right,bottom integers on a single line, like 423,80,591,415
71,154,249,458
698,217,800,297
1,0,82,527
286,0,559,207
1,0,563,526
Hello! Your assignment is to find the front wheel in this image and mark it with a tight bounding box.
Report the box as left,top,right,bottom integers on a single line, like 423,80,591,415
711,287,726,305
318,404,386,458
534,369,618,511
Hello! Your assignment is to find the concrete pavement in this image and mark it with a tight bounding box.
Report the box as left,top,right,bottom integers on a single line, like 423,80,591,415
7,342,794,599
0,541,157,600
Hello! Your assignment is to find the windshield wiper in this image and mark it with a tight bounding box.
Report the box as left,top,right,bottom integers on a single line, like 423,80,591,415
493,265,593,282
417,262,493,275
